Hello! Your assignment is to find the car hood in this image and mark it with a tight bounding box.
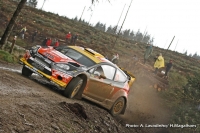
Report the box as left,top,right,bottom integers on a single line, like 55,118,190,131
38,47,79,64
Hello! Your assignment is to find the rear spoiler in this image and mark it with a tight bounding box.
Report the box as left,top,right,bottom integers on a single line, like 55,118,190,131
119,67,135,87
119,67,135,79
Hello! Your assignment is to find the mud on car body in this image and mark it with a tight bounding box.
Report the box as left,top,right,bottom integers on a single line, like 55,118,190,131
19,45,135,116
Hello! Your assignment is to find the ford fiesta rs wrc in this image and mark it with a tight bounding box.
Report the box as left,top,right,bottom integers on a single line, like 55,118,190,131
19,45,135,116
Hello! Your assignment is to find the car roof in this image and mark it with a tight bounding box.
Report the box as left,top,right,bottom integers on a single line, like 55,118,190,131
69,46,109,64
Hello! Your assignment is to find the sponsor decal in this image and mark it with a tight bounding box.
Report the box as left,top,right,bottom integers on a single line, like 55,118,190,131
44,53,54,59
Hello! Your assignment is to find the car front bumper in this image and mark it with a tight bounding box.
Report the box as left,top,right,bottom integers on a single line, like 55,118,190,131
19,57,69,89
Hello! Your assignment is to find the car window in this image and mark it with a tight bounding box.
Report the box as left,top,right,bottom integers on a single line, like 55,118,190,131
56,47,95,67
101,65,115,80
95,66,104,76
114,69,127,82
88,68,94,73
88,65,116,80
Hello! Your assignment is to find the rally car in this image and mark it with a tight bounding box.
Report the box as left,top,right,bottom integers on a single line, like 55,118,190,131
19,45,135,116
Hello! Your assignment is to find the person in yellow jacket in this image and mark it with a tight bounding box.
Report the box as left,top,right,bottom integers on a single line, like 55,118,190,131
20,26,27,39
154,53,165,74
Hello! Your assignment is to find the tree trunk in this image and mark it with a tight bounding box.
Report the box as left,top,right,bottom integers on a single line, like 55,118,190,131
0,0,27,49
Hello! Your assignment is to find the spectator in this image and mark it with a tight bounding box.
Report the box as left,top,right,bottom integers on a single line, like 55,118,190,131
20,26,27,39
144,43,153,64
52,38,57,45
32,29,38,43
154,53,165,74
9,36,17,54
65,32,71,44
133,55,139,65
154,54,159,62
71,33,79,45
46,38,52,46
111,53,119,65
42,37,47,46
164,60,173,79
54,39,59,47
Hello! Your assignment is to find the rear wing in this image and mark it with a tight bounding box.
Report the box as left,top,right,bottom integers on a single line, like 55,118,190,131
119,67,136,87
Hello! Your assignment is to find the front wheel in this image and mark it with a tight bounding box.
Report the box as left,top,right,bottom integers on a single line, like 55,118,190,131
110,97,125,116
64,77,83,99
22,66,32,77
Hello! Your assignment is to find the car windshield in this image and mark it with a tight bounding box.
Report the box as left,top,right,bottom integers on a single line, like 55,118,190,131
56,47,95,67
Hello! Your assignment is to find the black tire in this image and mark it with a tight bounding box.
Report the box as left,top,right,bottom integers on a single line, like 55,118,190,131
64,77,83,99
110,97,125,116
22,66,32,77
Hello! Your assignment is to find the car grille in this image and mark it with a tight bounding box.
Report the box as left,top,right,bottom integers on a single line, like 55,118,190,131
27,57,52,76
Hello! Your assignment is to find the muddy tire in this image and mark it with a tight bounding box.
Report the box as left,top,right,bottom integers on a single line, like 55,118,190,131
22,66,32,77
110,97,125,116
64,77,83,99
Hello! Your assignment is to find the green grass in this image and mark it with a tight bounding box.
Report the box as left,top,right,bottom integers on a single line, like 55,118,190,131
0,50,16,63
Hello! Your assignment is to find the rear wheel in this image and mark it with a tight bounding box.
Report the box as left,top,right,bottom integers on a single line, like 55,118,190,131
110,97,125,116
64,77,83,98
22,66,32,77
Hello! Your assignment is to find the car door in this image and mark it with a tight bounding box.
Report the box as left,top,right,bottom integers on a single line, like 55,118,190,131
84,65,116,102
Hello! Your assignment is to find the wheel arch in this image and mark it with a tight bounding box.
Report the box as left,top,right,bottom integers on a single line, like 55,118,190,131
74,73,88,99
110,90,128,115
120,96,127,114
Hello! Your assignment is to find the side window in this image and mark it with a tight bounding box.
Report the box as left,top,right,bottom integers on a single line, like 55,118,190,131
114,69,127,82
88,68,95,74
93,66,104,76
101,65,115,80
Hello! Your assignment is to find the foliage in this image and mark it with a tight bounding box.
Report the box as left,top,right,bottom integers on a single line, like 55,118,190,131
106,25,117,34
169,105,200,133
168,71,188,88
192,52,200,60
162,73,200,133
94,22,106,32
0,50,16,63
27,0,37,8
15,39,27,47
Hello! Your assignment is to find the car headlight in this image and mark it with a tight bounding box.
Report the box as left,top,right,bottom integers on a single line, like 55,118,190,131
55,63,70,71
30,45,40,56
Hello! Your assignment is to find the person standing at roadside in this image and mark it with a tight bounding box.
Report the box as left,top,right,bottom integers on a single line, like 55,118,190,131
164,60,173,79
111,53,119,65
154,54,159,62
154,53,165,74
65,32,71,44
71,33,79,45
46,38,52,46
20,26,27,39
54,39,59,47
144,43,153,64
42,37,47,46
32,29,38,43
9,36,17,54
133,55,139,66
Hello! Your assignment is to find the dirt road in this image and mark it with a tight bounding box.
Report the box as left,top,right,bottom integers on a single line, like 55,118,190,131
0,62,171,133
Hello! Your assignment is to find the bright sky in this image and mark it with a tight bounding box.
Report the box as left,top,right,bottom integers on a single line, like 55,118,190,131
36,0,200,55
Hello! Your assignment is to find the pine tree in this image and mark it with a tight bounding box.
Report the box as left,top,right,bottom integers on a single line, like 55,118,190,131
184,50,187,55
73,16,78,22
0,0,27,48
123,29,130,38
28,0,37,8
129,30,134,39
106,25,113,34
